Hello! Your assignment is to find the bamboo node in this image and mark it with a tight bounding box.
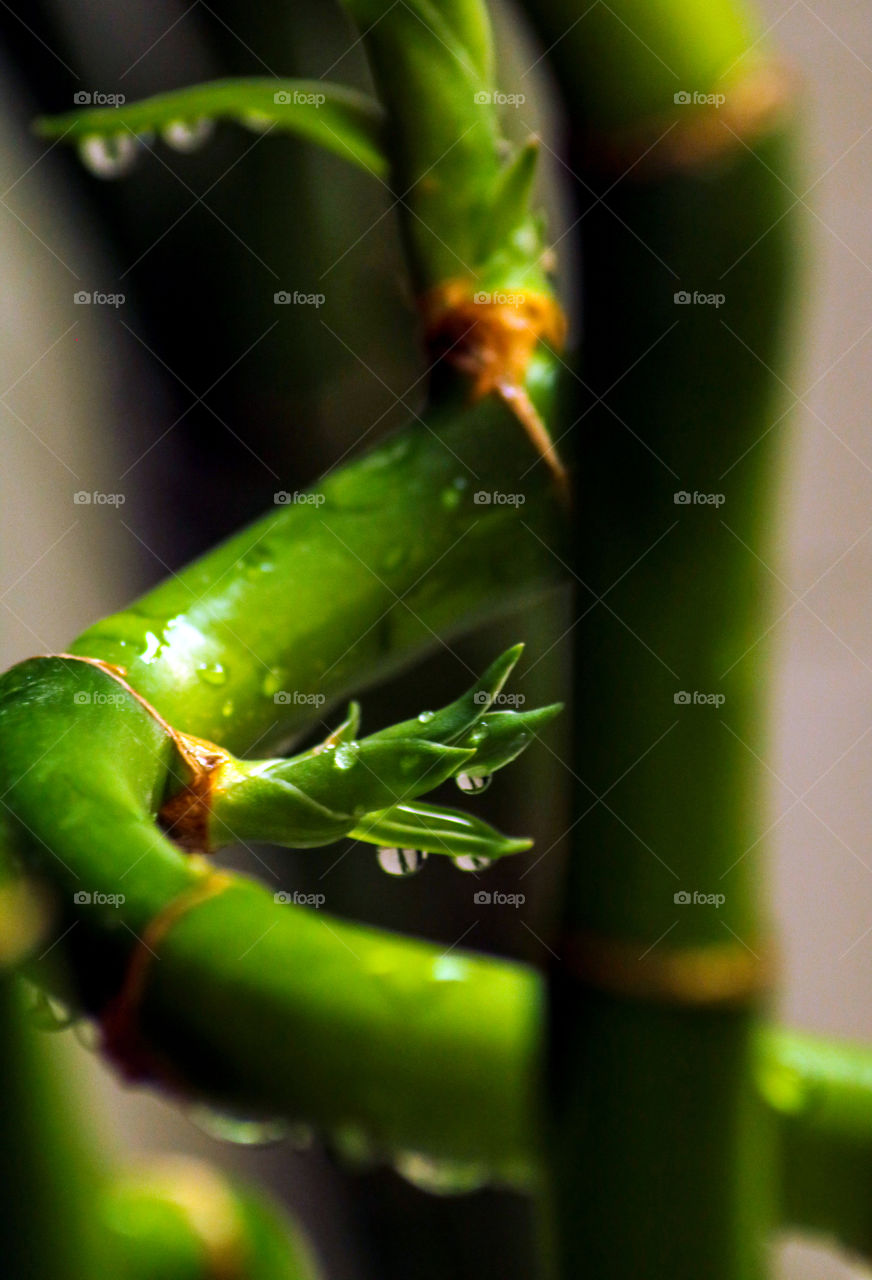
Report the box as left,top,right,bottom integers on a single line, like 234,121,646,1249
562,931,775,1006
30,653,231,854
587,59,794,177
420,279,569,496
100,868,234,1087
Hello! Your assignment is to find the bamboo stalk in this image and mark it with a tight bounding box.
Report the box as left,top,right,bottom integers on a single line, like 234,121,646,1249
513,0,798,1275
761,1028,872,1259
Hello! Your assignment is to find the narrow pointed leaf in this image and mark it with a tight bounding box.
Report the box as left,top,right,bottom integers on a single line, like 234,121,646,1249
351,800,531,860
35,77,386,176
321,701,361,748
459,703,563,778
478,138,540,261
373,644,525,745
210,742,475,849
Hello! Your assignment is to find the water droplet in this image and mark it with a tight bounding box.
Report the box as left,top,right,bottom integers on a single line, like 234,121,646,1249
78,133,139,179
161,117,214,153
377,847,427,877
261,670,283,697
453,855,493,873
456,773,492,794
440,486,461,511
334,742,359,771
221,698,234,718
393,1151,487,1196
417,710,435,724
188,1105,289,1146
28,988,77,1032
73,1018,101,1052
197,663,227,686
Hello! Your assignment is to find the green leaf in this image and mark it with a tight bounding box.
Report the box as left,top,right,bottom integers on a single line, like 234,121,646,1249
372,645,524,745
351,800,532,860
477,138,540,262
458,703,563,778
211,741,474,848
320,701,362,748
35,77,387,176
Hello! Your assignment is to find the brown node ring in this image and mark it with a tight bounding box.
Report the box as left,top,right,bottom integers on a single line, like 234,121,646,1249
585,60,793,178
562,931,775,1007
420,281,569,499
100,868,235,1087
48,653,230,854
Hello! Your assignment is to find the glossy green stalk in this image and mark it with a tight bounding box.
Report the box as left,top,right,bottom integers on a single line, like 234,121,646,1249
338,0,552,294
0,975,111,1280
100,1163,322,1280
517,0,798,1276
761,1028,872,1258
0,655,543,1181
70,385,562,756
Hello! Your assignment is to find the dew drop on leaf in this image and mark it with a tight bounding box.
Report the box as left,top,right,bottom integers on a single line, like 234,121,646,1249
456,772,492,794
453,854,494,873
78,133,139,178
161,117,214,153
28,987,78,1032
334,742,359,771
393,1151,487,1196
377,847,427,877
187,1105,289,1146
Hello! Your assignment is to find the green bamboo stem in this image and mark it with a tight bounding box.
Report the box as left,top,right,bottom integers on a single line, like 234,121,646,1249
0,975,111,1279
760,1028,872,1258
0,0,568,1200
338,0,551,296
100,1160,322,1280
69,387,561,755
0,651,543,1181
515,0,798,1276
